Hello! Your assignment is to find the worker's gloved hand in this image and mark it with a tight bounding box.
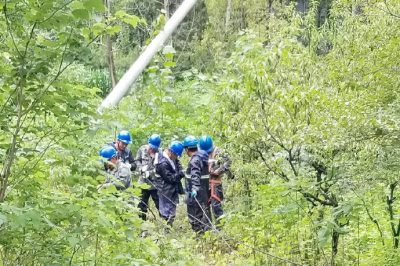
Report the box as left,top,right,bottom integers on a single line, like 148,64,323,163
144,169,155,178
190,190,197,198
104,161,116,171
141,165,148,173
144,171,150,178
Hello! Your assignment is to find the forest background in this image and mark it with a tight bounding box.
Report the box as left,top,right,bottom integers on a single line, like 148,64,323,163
0,0,400,265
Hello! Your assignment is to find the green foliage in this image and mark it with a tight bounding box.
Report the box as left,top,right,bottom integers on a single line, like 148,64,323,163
1,0,400,265
207,0,400,264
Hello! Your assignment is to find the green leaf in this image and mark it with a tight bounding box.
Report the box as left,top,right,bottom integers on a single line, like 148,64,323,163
122,15,140,28
115,10,141,28
147,66,159,73
92,22,107,35
72,9,89,19
106,25,122,35
81,27,91,39
0,213,7,226
317,226,330,246
163,61,176,68
67,236,80,247
114,10,127,18
83,0,105,12
70,1,85,10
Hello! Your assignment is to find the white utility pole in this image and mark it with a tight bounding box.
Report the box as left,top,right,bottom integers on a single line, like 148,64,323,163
98,0,198,112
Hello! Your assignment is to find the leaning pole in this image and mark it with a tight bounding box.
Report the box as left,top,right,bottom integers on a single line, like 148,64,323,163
98,0,198,112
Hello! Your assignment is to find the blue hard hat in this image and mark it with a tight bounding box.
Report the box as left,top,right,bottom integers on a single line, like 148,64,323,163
169,141,184,157
99,145,118,160
182,135,198,148
199,135,214,153
148,134,161,149
117,130,132,144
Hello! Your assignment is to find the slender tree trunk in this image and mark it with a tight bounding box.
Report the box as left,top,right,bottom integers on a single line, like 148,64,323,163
106,36,117,87
104,0,117,88
225,0,232,33
105,37,116,87
244,179,252,210
239,0,247,29
268,0,273,13
0,84,23,202
164,0,170,20
317,0,332,27
331,229,339,265
387,182,400,248
296,0,309,14
164,0,173,46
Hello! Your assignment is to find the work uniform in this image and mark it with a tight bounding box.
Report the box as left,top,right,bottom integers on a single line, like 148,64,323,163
208,147,232,221
135,144,160,220
101,160,132,191
185,149,212,233
109,142,137,171
155,151,185,225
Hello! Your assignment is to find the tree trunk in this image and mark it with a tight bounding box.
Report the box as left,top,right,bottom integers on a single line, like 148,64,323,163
387,182,400,248
225,0,232,33
164,0,170,19
239,1,247,29
0,83,24,202
106,36,117,88
104,0,117,88
268,0,273,14
164,0,173,46
331,230,339,265
296,0,309,14
244,179,252,210
317,0,331,27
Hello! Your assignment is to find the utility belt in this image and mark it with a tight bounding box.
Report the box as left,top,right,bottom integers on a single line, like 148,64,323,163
185,174,209,180
185,174,209,195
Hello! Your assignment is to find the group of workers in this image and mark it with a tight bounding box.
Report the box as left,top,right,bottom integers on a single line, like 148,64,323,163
98,130,232,233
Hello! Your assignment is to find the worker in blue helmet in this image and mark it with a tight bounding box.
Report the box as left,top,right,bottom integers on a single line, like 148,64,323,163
155,141,185,226
183,135,212,233
199,135,232,224
135,134,162,220
109,130,136,171
98,145,132,191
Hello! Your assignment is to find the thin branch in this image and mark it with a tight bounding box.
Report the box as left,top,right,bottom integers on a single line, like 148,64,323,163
298,188,334,206
3,1,22,57
6,126,87,194
254,146,289,181
20,28,74,119
386,181,398,247
23,22,37,58
383,0,400,18
176,1,196,64
21,32,101,119
287,148,299,176
0,72,25,201
255,90,288,152
39,0,76,24
354,191,385,246
0,3,38,115
7,121,70,185
69,245,79,266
